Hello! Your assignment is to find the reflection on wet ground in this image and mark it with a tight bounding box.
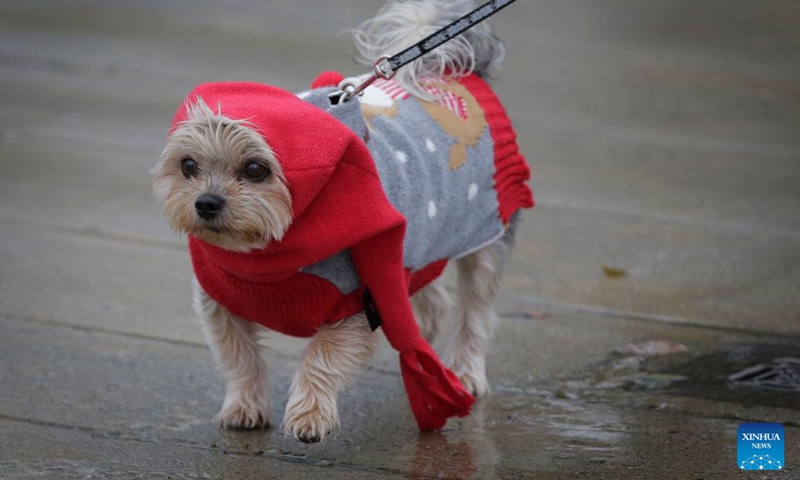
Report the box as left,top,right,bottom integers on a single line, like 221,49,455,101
632,343,800,409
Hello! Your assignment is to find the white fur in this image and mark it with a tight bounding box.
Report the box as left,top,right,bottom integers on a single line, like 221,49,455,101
283,314,377,442
411,279,452,342
443,244,504,397
351,0,506,99
193,278,271,429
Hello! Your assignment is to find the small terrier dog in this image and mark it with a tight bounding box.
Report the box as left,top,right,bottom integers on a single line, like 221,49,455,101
152,0,532,443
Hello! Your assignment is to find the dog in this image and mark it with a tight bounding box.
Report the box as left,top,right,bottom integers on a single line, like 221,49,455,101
151,0,533,443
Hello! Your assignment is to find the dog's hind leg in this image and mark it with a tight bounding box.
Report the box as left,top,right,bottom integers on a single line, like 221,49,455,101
411,279,452,343
193,277,271,429
443,217,517,398
283,314,377,443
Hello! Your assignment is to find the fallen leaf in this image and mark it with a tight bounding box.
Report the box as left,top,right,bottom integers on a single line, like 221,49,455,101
602,265,627,278
615,340,688,356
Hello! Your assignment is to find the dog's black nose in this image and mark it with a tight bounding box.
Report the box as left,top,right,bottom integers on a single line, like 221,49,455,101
195,193,225,220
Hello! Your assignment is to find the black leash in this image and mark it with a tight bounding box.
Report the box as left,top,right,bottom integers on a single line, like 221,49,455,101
388,0,518,72
336,0,519,102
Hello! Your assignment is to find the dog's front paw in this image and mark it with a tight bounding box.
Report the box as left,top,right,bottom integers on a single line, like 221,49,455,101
283,391,338,443
457,368,490,399
216,384,271,429
445,354,490,398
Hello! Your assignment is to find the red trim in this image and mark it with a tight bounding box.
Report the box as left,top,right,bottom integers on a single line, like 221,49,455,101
409,260,448,295
460,74,534,224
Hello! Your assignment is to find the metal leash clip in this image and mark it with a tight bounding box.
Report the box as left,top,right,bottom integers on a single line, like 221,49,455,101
331,56,394,104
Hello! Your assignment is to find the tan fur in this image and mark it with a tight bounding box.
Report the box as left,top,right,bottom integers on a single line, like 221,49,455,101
283,315,377,442
193,278,271,428
151,98,292,251
411,279,452,342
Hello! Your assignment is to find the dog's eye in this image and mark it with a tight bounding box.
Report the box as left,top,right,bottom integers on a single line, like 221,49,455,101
181,158,198,179
244,161,270,182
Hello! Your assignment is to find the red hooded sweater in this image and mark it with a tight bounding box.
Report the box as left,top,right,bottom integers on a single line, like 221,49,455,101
174,73,533,431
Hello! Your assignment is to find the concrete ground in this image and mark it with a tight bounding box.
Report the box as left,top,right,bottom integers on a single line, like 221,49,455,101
1,0,799,478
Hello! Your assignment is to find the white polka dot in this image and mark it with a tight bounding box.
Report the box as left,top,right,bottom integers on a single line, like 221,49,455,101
395,151,408,163
426,138,436,152
428,201,437,218
468,183,478,201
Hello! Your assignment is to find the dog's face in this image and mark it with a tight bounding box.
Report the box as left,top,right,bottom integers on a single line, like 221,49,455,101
152,99,292,251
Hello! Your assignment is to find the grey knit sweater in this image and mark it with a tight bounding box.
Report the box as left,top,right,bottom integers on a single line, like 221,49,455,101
298,74,532,296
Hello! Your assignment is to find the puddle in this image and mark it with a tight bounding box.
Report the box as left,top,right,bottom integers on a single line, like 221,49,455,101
729,357,800,392
655,344,800,410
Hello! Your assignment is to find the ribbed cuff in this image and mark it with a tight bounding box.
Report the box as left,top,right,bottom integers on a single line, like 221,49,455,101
460,74,534,224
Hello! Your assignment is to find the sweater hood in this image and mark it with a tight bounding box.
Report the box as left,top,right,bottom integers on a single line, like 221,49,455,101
171,81,352,219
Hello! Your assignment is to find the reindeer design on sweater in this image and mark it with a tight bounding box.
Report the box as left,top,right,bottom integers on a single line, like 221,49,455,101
359,78,488,170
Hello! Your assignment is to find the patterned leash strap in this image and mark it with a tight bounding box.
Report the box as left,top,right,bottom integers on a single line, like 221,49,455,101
335,0,519,102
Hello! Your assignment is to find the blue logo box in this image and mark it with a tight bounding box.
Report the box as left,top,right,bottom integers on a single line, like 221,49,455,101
738,423,784,471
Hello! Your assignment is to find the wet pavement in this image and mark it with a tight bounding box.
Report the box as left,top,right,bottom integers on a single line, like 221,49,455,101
1,0,799,478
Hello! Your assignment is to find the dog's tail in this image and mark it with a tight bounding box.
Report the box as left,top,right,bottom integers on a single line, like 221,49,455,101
352,0,506,97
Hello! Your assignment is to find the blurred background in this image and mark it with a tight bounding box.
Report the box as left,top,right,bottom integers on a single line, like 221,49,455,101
1,1,798,478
